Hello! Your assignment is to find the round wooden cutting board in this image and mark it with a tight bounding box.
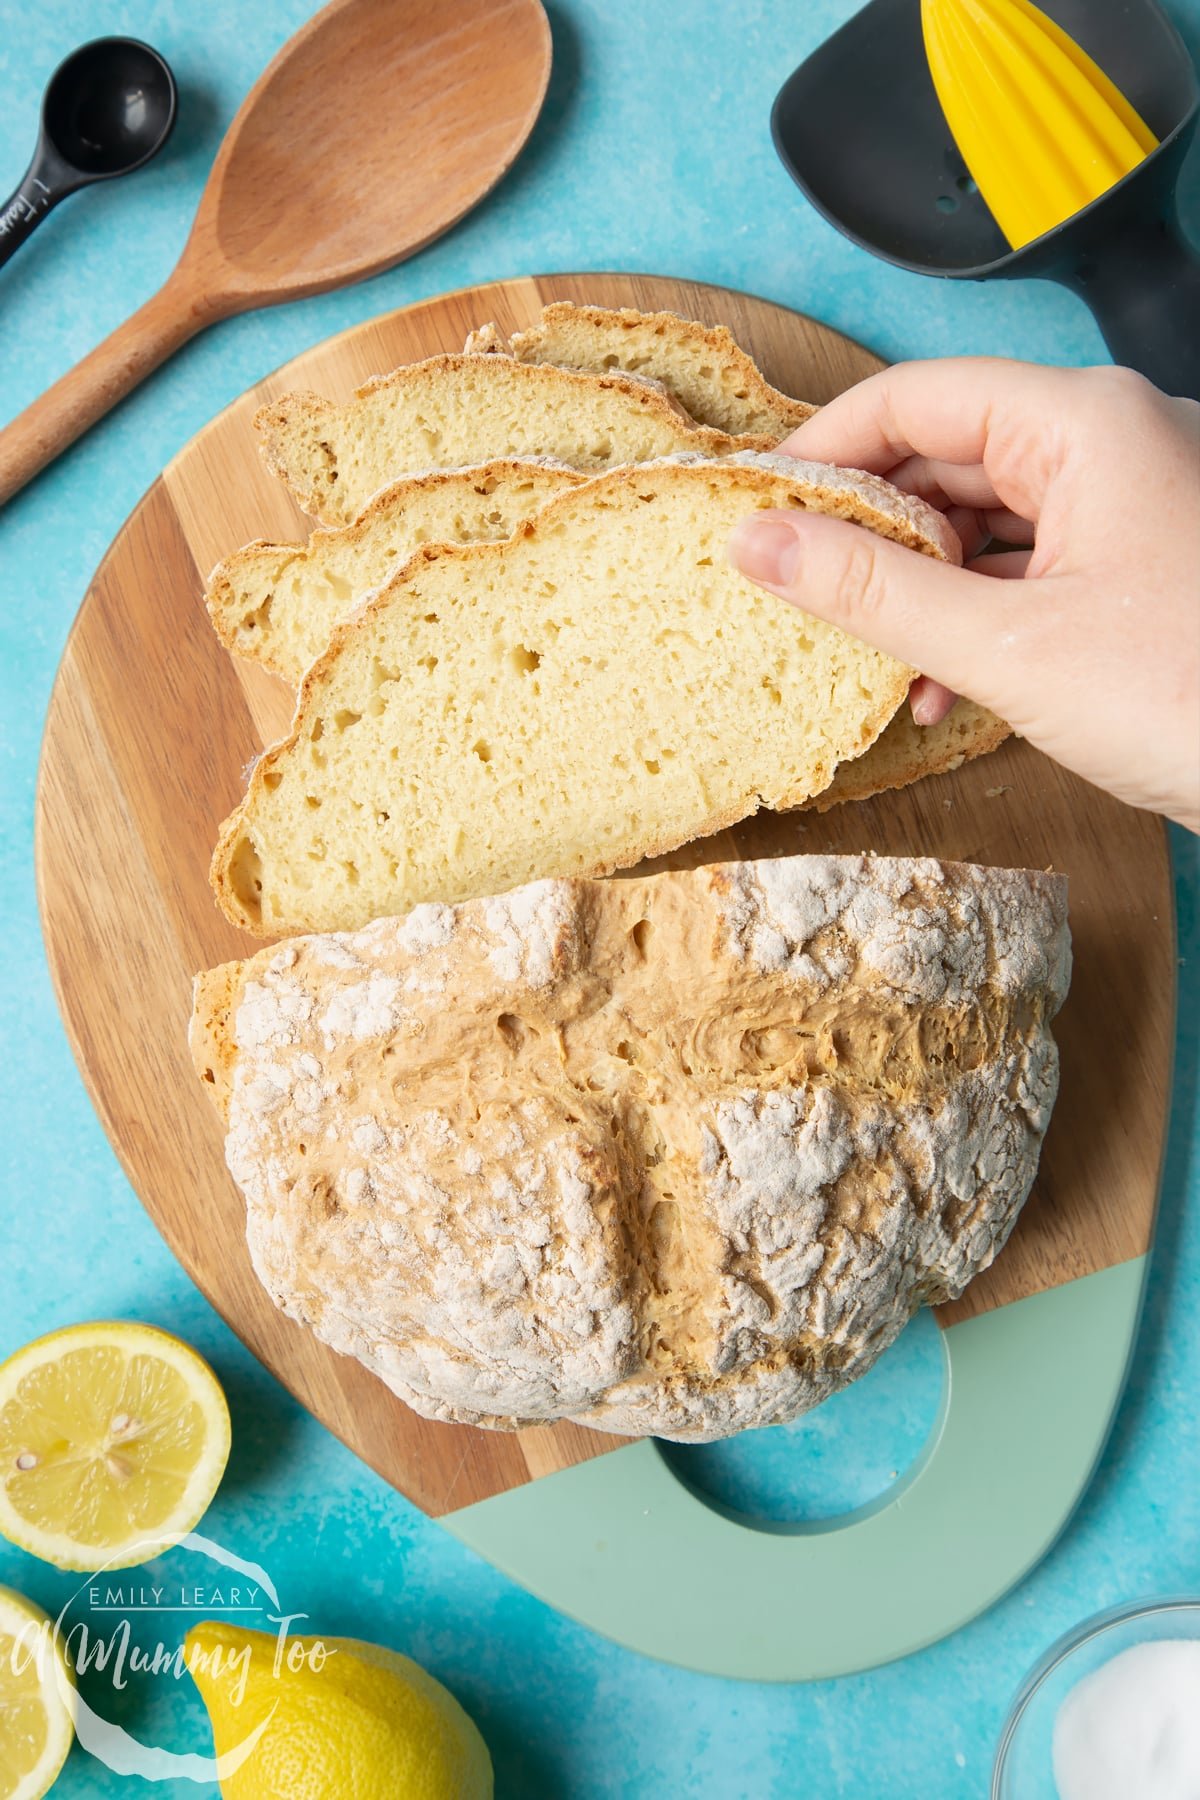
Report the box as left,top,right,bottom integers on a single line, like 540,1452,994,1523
35,276,1175,1676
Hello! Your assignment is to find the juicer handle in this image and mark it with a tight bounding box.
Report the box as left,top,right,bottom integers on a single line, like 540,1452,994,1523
1070,207,1200,402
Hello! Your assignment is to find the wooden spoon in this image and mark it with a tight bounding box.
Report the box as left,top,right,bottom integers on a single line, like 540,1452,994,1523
0,0,551,504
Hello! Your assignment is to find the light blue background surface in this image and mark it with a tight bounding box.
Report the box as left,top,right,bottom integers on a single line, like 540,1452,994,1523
1,2,1198,1794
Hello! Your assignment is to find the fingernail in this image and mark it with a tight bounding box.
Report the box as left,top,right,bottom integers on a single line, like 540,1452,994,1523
728,515,801,587
909,681,959,727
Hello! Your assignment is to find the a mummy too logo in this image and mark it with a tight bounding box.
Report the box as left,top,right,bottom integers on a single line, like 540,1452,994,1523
7,1532,334,1782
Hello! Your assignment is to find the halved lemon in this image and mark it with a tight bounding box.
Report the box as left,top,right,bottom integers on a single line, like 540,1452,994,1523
0,1322,231,1571
0,1586,75,1800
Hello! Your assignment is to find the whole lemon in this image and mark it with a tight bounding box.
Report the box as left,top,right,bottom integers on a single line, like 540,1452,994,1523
186,1619,492,1799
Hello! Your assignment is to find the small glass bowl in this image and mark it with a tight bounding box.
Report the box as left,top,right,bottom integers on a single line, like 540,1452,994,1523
992,1595,1200,1799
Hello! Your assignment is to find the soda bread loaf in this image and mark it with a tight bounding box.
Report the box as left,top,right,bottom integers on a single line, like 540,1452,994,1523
255,354,772,527
206,460,585,684
210,454,960,937
190,853,1070,1440
465,301,817,439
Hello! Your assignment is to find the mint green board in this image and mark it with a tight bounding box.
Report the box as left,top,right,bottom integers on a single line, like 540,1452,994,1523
445,1260,1147,1679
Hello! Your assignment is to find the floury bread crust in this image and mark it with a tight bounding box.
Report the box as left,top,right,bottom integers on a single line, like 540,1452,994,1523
205,460,585,684
191,854,1071,1441
210,454,961,938
465,301,817,439
254,353,774,526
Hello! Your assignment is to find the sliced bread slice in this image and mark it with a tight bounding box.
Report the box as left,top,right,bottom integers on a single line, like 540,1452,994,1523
813,699,1012,811
255,354,771,527
209,453,1007,788
466,301,817,439
210,453,959,937
207,460,585,684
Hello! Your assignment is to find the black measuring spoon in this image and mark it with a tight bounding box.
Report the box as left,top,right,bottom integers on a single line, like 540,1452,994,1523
0,37,177,272
772,0,1200,400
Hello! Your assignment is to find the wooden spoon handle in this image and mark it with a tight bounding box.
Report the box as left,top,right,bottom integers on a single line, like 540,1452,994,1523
0,274,214,505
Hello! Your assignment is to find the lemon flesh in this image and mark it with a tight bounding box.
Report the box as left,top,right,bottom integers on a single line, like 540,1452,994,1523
0,1587,74,1800
0,1323,231,1571
187,1620,493,1800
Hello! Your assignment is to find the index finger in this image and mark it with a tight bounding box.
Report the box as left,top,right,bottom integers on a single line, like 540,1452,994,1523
779,356,1082,519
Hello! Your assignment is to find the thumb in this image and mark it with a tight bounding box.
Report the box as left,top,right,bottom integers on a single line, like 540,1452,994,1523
727,507,1010,698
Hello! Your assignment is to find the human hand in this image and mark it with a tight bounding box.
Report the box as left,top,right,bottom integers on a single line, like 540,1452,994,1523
727,359,1200,833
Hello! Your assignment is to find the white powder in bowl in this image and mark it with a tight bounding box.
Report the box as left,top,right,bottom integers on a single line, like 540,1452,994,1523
1052,1639,1200,1800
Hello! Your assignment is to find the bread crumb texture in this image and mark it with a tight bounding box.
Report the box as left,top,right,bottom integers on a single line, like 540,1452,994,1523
211,456,959,938
205,460,584,683
192,853,1070,1441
